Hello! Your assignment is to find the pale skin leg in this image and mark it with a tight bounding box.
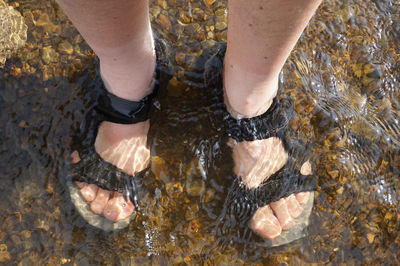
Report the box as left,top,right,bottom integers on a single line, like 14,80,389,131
225,0,322,239
57,0,321,229
57,0,154,221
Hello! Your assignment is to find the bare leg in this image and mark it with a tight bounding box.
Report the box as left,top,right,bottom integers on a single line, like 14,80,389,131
225,0,322,239
57,0,154,221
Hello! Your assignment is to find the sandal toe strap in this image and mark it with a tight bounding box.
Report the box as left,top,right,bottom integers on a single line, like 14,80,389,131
69,147,146,209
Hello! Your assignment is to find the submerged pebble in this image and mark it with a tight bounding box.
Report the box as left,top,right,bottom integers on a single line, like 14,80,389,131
0,0,399,264
0,0,27,67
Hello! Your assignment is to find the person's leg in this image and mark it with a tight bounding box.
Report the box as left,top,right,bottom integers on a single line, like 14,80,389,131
57,0,155,221
225,0,322,239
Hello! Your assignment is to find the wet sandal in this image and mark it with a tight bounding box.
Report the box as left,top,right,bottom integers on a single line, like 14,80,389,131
205,43,317,246
66,69,158,231
66,33,170,231
224,95,317,246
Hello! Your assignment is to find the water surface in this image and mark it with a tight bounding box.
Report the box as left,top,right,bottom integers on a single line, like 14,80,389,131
0,0,399,264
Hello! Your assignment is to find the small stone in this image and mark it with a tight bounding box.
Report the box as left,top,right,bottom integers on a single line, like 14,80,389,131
157,0,168,9
41,46,56,64
178,11,191,24
203,0,215,8
151,156,169,183
215,30,227,42
61,258,71,264
0,229,5,241
384,212,393,220
18,120,28,128
58,40,73,55
21,230,32,239
157,14,171,28
215,21,227,31
10,66,21,78
150,6,161,19
0,244,11,263
366,233,375,244
192,8,207,22
215,8,227,18
188,219,200,233
35,13,50,27
328,170,339,178
0,0,28,68
207,31,215,39
203,189,215,203
165,182,183,197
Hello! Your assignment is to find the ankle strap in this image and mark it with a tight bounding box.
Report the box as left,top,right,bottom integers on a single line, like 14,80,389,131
224,96,293,142
95,72,159,124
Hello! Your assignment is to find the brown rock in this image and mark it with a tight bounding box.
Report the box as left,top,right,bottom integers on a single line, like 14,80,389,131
0,244,11,263
41,46,57,64
203,0,215,8
58,40,73,55
157,0,168,9
157,14,171,29
10,66,21,78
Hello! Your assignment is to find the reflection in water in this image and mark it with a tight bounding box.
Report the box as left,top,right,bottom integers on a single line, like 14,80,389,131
0,0,399,264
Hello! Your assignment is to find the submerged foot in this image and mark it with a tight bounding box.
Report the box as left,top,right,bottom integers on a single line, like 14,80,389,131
231,137,311,239
72,120,150,222
224,90,312,240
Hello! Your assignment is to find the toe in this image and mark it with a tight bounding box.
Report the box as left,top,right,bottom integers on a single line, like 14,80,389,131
80,184,99,202
250,205,282,239
295,191,310,205
71,150,81,163
270,198,295,230
300,160,312,175
103,193,135,222
90,188,111,214
286,194,303,218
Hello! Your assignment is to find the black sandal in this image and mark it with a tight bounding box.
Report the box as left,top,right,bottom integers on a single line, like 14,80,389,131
66,34,170,231
206,43,317,246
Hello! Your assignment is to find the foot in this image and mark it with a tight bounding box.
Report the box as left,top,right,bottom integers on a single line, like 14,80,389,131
70,27,156,223
231,137,312,239
224,89,312,240
72,120,150,222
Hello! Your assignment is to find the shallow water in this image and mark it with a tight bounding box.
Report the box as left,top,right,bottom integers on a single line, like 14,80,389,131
0,0,399,264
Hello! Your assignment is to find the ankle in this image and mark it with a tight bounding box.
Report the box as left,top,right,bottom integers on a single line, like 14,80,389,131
224,89,274,119
223,58,279,118
98,34,156,101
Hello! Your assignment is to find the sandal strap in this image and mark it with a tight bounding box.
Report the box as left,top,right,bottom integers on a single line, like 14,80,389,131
94,73,159,125
69,146,146,209
224,96,294,142
229,159,316,226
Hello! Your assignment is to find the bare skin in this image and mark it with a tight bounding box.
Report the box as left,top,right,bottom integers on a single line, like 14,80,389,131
71,121,150,221
57,0,155,221
224,0,322,239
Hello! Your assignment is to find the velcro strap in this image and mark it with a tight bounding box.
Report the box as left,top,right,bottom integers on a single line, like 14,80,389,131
94,75,158,124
